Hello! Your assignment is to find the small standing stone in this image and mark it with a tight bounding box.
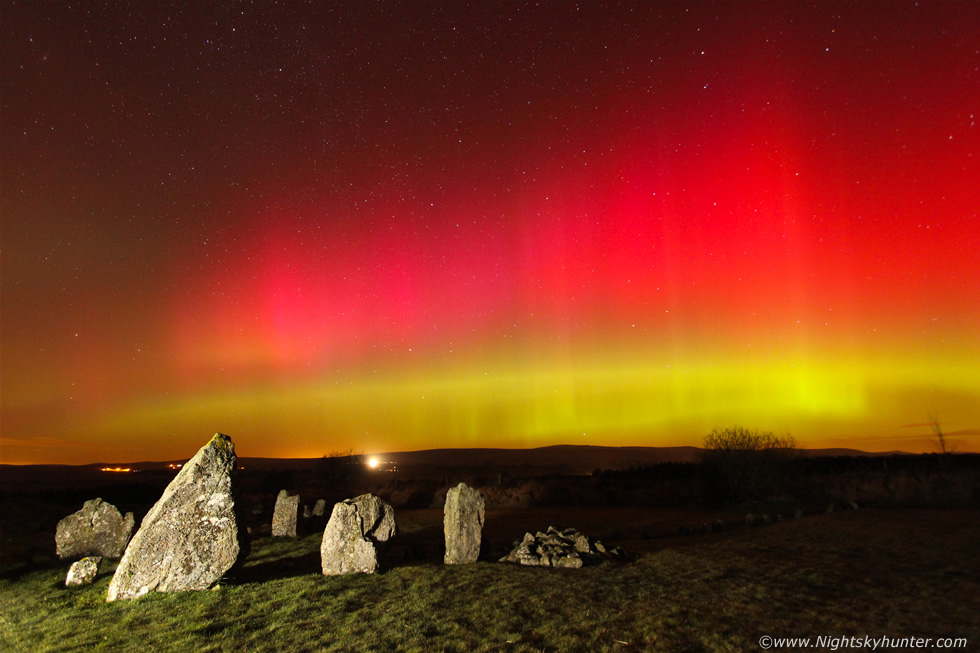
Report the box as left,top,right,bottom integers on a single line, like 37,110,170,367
443,482,485,564
66,556,102,587
272,490,300,537
56,498,134,560
320,494,396,576
312,499,327,517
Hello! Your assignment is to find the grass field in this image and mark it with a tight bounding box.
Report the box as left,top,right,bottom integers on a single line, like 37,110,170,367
2,508,977,652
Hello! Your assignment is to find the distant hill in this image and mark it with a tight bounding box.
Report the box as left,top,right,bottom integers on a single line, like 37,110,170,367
371,445,703,475
233,444,911,477
359,445,907,475
0,445,913,488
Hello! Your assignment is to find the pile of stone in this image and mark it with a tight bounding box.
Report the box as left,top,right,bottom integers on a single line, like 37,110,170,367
499,526,628,568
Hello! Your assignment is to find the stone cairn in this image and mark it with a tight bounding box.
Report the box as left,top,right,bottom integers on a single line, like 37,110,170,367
321,494,397,576
444,482,485,564
107,433,249,601
66,556,102,587
56,498,134,560
499,526,628,568
272,489,300,537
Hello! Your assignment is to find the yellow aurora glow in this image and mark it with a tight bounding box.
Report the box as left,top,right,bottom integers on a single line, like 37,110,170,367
58,347,976,463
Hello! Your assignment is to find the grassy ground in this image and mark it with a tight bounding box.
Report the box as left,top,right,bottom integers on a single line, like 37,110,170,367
2,508,977,652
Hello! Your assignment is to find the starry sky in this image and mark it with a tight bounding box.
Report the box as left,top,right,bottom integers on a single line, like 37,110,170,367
2,1,978,465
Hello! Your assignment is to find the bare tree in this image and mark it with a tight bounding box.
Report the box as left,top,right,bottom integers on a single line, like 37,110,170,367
315,449,366,491
700,426,798,503
928,412,953,455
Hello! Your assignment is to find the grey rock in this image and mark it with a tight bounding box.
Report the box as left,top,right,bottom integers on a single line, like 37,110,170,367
794,508,804,519
554,553,583,569
350,493,396,542
320,494,396,576
312,499,327,517
320,502,378,575
66,556,102,587
443,482,485,564
272,490,300,537
106,433,248,601
56,498,134,560
500,527,627,568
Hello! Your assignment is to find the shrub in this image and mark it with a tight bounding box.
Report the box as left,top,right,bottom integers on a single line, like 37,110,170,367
700,426,797,504
314,449,366,492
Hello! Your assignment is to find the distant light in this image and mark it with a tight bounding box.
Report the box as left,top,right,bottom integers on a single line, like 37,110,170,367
101,467,131,473
368,457,379,469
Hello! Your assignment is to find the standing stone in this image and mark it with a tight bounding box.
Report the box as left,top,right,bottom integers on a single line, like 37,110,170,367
56,498,134,560
443,482,485,564
350,493,396,542
320,494,396,575
272,489,300,537
106,433,248,601
312,499,327,517
66,556,102,587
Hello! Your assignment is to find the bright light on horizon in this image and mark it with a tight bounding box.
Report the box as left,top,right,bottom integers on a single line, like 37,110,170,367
367,457,379,469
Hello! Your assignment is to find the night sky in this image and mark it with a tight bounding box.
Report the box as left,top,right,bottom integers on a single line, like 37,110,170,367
2,1,978,465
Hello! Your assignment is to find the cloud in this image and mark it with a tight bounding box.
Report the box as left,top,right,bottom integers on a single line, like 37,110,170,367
943,428,980,437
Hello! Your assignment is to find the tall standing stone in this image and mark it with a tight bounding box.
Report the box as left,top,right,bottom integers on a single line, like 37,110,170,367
320,494,396,575
56,498,134,560
106,433,248,601
443,482,485,564
271,489,300,537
